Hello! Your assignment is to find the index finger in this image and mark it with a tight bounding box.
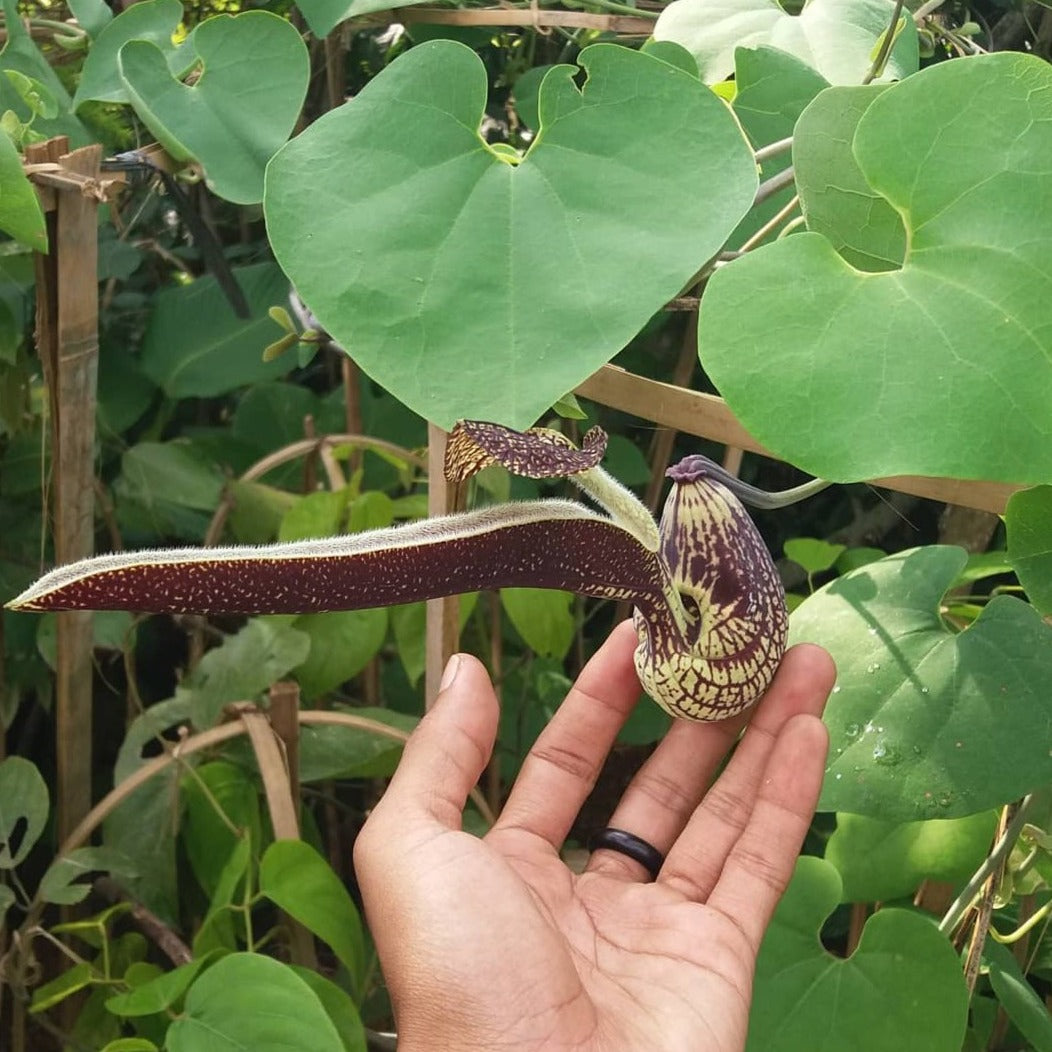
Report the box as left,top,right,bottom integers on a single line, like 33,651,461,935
491,619,641,849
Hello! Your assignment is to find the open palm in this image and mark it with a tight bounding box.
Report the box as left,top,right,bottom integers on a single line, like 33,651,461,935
354,621,834,1052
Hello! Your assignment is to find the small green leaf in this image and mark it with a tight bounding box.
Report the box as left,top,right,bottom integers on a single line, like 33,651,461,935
38,847,138,905
105,953,218,1017
166,953,343,1051
4,70,57,119
749,856,968,1051
30,961,95,1012
100,1040,159,1052
0,756,49,868
1006,486,1052,615
784,537,846,577
278,489,349,543
501,588,575,659
260,842,365,998
825,811,997,903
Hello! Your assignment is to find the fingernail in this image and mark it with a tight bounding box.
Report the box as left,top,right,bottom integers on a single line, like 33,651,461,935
439,654,461,692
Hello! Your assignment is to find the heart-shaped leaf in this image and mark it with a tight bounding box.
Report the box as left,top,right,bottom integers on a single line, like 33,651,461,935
825,810,997,903
73,0,193,108
790,546,1052,820
119,12,309,203
265,40,757,430
792,84,904,272
748,856,968,1052
699,53,1052,483
654,0,918,85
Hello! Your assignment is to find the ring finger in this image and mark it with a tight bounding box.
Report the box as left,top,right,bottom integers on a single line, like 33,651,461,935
584,710,745,881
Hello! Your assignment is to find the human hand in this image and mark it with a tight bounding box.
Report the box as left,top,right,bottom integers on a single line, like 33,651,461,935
353,621,835,1052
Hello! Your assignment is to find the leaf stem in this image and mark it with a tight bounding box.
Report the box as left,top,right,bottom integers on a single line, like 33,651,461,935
938,795,1035,936
753,166,796,208
862,0,906,84
753,135,793,165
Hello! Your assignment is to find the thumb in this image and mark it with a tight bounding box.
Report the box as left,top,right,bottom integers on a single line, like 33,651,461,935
373,653,499,832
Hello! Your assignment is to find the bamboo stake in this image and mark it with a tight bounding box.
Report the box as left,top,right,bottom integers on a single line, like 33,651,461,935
425,423,462,707
26,141,103,844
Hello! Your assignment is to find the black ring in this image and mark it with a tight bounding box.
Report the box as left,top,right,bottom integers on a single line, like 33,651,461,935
588,827,664,881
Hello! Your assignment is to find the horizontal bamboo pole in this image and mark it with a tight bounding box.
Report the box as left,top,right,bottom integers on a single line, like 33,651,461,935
397,7,655,32
576,364,1021,515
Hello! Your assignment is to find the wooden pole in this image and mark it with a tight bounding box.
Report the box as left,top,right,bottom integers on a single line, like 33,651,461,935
425,423,462,707
26,140,103,843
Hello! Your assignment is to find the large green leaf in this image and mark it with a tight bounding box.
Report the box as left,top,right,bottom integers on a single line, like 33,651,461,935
0,756,48,868
113,440,224,542
792,84,904,272
259,841,365,998
119,12,309,203
0,131,46,251
289,609,388,699
265,40,757,430
790,546,1052,820
140,263,292,397
73,0,193,108
825,811,997,903
186,618,311,728
298,706,417,782
166,953,343,1051
748,856,968,1051
1006,485,1052,616
700,52,1052,483
654,0,917,85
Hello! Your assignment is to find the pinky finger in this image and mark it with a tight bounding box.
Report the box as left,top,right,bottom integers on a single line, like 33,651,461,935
705,713,828,952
